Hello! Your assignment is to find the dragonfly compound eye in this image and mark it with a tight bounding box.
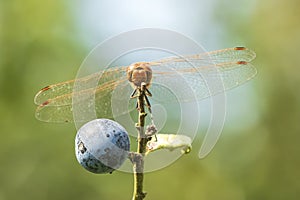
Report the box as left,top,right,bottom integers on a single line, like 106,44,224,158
75,119,130,174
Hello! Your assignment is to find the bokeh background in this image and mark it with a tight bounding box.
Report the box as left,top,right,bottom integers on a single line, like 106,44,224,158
1,0,300,199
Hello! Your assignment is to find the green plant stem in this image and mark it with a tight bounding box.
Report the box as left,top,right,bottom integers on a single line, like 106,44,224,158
132,85,148,200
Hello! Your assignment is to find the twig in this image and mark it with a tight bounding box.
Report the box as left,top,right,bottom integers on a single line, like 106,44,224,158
131,83,150,200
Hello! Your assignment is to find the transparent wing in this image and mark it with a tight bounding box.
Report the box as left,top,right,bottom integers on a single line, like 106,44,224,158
34,66,127,106
149,47,257,103
35,80,136,123
34,66,133,122
153,47,255,65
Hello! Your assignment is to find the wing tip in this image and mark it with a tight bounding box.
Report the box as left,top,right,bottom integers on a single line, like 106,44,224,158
234,46,256,62
33,86,50,105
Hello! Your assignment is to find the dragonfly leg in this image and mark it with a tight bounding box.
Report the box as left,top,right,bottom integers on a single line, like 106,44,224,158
144,95,152,114
145,88,152,97
130,88,138,98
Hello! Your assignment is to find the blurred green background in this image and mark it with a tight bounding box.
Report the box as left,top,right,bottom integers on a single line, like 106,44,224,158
1,0,300,199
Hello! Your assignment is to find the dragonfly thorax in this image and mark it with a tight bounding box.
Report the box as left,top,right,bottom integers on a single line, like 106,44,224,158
126,62,152,88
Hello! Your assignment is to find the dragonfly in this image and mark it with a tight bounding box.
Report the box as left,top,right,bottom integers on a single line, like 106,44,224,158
34,47,256,123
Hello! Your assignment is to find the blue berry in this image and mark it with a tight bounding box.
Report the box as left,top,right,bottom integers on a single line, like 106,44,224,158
75,119,130,174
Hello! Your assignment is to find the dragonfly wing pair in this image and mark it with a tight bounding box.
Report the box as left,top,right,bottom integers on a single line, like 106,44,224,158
34,67,132,123
34,47,256,123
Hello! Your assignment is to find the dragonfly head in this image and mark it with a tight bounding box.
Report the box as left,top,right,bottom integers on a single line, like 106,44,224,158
126,62,152,88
